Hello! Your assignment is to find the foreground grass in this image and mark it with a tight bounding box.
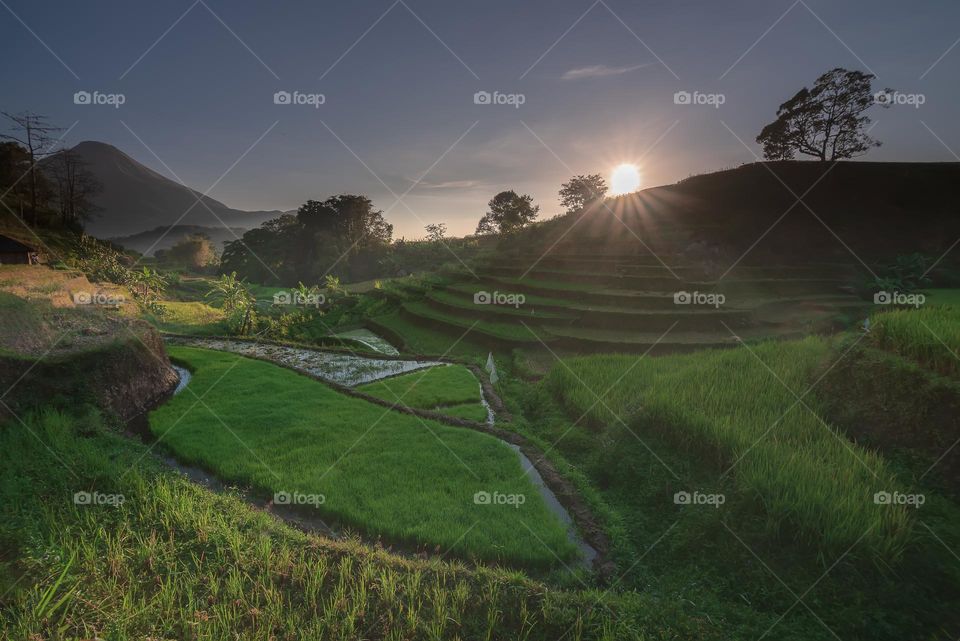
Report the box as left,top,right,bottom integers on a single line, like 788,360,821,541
0,409,703,640
151,347,574,567
869,304,960,377
358,365,488,422
545,337,912,561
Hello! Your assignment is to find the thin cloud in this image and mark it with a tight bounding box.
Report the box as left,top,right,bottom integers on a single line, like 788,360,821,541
561,62,654,80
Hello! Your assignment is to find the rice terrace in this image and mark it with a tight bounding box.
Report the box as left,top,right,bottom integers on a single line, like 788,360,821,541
2,2,960,640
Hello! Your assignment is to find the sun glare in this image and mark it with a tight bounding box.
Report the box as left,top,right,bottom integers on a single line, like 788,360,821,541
610,163,641,195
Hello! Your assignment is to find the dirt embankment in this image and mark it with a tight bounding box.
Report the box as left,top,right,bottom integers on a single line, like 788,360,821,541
0,266,177,421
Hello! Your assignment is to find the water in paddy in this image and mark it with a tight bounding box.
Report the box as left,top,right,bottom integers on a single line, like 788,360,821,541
169,337,439,386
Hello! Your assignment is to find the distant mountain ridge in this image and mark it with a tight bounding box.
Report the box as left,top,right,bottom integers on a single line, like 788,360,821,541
43,141,286,238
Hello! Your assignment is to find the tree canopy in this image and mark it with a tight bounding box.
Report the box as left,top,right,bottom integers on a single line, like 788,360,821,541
475,190,539,236
756,68,882,161
559,174,607,214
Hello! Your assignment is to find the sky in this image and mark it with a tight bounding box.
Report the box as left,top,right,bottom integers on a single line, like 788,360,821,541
2,0,959,238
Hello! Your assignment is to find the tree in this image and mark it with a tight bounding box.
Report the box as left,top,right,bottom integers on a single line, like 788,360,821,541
295,195,393,280
45,149,101,229
0,112,61,224
475,190,539,236
559,174,607,214
165,233,219,270
207,272,256,335
424,222,447,243
756,68,883,161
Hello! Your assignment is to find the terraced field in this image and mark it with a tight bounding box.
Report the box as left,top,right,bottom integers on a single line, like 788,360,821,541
384,249,869,355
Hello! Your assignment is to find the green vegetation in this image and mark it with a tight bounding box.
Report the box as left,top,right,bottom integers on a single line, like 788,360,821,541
545,338,910,561
151,347,574,567
0,409,696,640
869,304,960,376
358,365,488,422
149,300,226,335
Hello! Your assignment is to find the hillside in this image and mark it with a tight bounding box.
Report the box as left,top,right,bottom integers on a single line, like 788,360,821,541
521,161,960,264
40,141,285,238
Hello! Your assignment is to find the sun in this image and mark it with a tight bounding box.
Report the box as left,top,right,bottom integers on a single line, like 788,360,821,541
610,163,641,195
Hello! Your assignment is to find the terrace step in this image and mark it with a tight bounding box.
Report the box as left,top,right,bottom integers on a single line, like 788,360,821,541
431,286,755,331
399,302,552,348
544,325,804,355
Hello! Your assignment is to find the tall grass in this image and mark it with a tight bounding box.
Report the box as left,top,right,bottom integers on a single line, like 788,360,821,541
869,305,960,377
545,338,914,562
1,409,701,640
152,347,574,567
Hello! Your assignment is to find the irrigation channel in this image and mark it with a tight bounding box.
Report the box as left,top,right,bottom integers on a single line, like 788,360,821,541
148,336,599,571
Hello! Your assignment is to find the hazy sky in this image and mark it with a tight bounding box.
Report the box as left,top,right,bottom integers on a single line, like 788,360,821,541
3,0,960,237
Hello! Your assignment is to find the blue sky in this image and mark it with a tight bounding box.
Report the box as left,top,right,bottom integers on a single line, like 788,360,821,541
2,0,959,237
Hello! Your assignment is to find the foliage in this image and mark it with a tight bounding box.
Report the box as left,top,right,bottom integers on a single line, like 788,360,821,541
476,190,539,236
424,222,447,242
870,252,934,294
156,232,219,271
559,174,607,214
206,272,256,335
221,195,393,284
756,68,883,161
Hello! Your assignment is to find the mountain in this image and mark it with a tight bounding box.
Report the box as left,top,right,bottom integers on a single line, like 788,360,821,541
108,224,250,256
43,141,286,238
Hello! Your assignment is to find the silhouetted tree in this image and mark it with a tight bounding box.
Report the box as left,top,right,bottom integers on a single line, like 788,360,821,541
45,149,101,229
559,174,607,214
756,68,883,161
475,190,539,235
424,222,446,242
1,112,61,223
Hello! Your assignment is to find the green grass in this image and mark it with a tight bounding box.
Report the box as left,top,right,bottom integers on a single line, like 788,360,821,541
368,312,492,361
869,305,960,376
151,347,574,567
0,408,701,640
357,365,488,422
544,338,912,562
150,300,226,335
402,302,551,343
924,288,960,308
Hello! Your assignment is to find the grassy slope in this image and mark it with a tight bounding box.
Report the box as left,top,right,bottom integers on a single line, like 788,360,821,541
0,409,704,640
357,365,488,422
868,304,960,377
518,336,960,639
151,347,574,567
544,338,909,560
